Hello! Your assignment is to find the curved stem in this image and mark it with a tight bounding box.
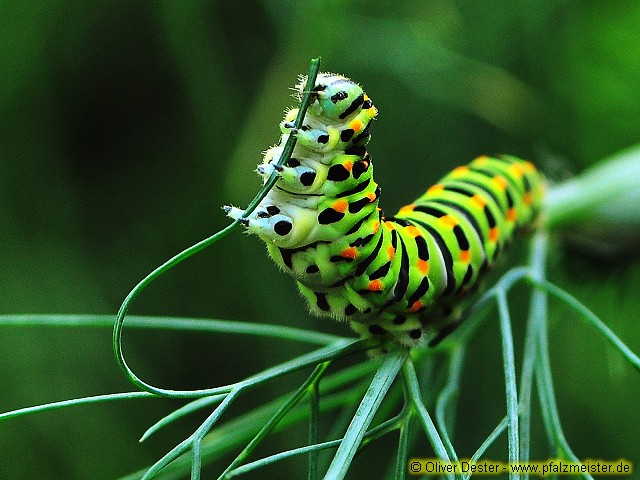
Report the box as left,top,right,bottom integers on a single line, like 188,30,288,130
112,58,322,396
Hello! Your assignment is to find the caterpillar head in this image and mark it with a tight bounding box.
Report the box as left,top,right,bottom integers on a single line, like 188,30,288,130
304,73,365,122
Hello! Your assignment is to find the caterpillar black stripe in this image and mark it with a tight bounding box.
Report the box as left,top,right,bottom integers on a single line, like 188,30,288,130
225,72,544,347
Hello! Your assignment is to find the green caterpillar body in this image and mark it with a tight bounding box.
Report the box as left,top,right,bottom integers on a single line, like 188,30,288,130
225,73,544,346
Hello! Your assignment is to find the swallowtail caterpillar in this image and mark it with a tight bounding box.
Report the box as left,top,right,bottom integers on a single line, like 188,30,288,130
225,73,544,347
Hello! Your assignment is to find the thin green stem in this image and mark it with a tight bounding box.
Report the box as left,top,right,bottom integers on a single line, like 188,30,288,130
308,378,320,480
0,314,346,345
528,279,640,371
226,409,406,479
141,395,227,442
402,359,453,479
519,230,548,474
139,339,371,477
324,348,408,480
435,346,464,463
226,440,343,478
112,57,322,397
496,289,519,477
533,297,593,480
394,414,411,480
218,362,331,480
449,266,530,348
316,393,360,474
148,387,242,480
0,391,154,421
134,337,365,399
358,409,407,448
462,416,508,480
120,360,379,480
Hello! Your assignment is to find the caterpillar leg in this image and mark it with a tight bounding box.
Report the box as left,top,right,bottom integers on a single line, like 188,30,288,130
257,161,318,189
256,162,284,177
281,121,340,152
351,303,467,350
224,205,294,237
223,205,248,223
257,146,330,195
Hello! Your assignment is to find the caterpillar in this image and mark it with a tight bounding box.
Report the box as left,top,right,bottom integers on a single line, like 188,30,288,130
225,72,544,347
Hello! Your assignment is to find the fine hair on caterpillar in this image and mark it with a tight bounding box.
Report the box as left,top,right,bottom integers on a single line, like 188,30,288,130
225,72,544,347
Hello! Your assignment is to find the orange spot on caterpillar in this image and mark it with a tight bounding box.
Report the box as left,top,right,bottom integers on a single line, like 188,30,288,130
507,207,517,222
451,166,469,177
399,203,415,214
524,161,536,171
427,184,445,194
384,221,395,230
404,225,422,237
509,164,524,179
523,192,533,205
489,227,499,242
474,155,490,165
492,176,508,190
333,200,348,212
368,279,384,291
417,259,429,274
372,220,380,233
340,247,359,259
460,250,471,263
409,300,424,313
471,194,486,209
387,245,395,260
344,160,353,172
438,215,458,228
349,119,363,133
366,192,377,202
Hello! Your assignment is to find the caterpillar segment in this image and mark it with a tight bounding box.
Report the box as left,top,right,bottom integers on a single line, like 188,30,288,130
225,72,544,347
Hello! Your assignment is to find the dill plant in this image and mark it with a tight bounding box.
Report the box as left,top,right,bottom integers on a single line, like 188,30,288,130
1,58,639,480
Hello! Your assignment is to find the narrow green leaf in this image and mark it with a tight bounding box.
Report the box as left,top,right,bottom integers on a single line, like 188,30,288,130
324,348,407,480
402,360,453,479
224,396,405,478
394,416,411,480
496,290,520,477
308,379,320,480
0,314,347,345
534,301,594,480
226,440,343,478
530,279,640,371
0,391,153,422
140,396,225,442
519,231,548,472
463,417,508,480
218,363,331,480
435,346,464,462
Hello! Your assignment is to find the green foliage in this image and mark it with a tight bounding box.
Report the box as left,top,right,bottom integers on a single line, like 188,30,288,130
2,230,637,479
2,1,640,479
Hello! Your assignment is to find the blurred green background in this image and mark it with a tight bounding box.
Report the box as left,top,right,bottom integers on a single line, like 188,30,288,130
1,1,639,478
